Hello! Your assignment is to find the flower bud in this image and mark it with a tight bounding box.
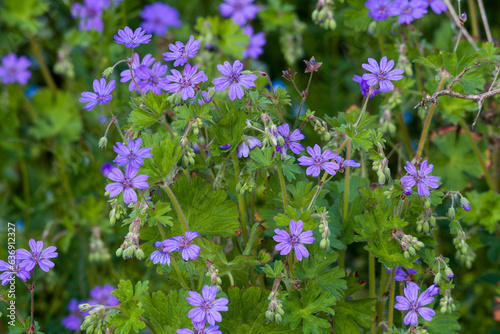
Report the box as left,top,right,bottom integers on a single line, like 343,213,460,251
116,248,123,257
408,246,416,256
434,273,441,284
425,199,431,209
404,187,412,195
416,223,422,233
136,249,145,260
266,310,274,321
275,313,282,323
98,137,108,149
447,207,455,219
102,67,114,77
430,216,436,227
416,241,425,249
440,305,448,314
445,267,454,278
460,197,470,211
378,173,385,185
404,250,410,259
276,305,284,315
320,239,328,249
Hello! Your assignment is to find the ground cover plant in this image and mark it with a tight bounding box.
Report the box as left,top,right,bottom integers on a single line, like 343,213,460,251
1,0,500,333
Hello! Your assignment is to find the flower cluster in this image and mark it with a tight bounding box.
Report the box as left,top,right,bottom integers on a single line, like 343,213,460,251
365,0,446,24
150,231,201,266
0,53,31,85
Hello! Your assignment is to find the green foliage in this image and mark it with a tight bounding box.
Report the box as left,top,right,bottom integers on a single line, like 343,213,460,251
141,135,182,184
195,16,249,58
332,298,376,333
462,191,500,233
424,313,461,333
109,280,150,333
140,290,193,332
147,201,173,227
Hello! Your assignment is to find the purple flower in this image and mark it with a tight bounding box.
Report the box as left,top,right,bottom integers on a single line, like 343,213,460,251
140,2,181,35
361,56,404,92
89,284,119,305
388,0,428,24
120,53,155,92
114,26,152,48
71,0,104,32
163,35,201,67
242,25,266,59
177,325,222,334
79,78,115,111
198,90,214,105
332,153,361,171
0,255,31,285
135,62,170,95
273,219,315,261
0,53,31,85
150,241,171,266
165,64,208,100
275,124,305,155
237,136,262,158
101,162,114,177
219,0,259,25
352,75,379,98
395,281,435,325
105,164,149,205
187,285,229,325
62,298,85,331
163,232,201,261
297,145,340,177
113,138,153,169
426,284,440,297
427,0,447,14
461,196,470,211
212,60,257,101
394,266,418,281
400,160,440,197
17,239,58,272
219,143,231,149
365,0,393,20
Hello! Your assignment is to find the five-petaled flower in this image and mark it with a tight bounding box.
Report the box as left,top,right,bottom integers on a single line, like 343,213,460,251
79,78,115,111
0,53,31,85
114,26,152,48
273,219,315,261
165,64,208,100
395,281,436,325
0,254,31,285
242,25,266,59
275,124,305,155
187,285,229,325
150,241,171,266
388,0,428,24
163,35,201,67
17,239,58,272
163,232,201,261
400,160,440,197
105,164,149,205
332,153,361,171
177,324,222,334
120,53,155,91
219,0,259,25
113,138,153,169
361,56,404,92
136,62,170,95
394,266,419,282
304,56,322,73
353,74,379,98
365,0,393,21
212,60,257,101
237,136,262,158
426,0,447,14
298,144,340,177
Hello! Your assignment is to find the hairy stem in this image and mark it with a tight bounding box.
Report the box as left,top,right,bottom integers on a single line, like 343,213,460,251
28,35,57,93
467,0,480,37
277,168,288,211
163,184,189,232
293,72,314,129
172,259,189,289
476,0,493,42
387,271,396,328
369,254,376,334
231,151,248,246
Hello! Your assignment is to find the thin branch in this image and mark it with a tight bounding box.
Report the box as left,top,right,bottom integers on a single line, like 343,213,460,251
443,0,479,51
473,65,500,126
476,0,493,42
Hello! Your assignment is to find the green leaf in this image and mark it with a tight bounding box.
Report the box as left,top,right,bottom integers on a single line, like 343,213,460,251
332,298,376,333
344,0,371,32
414,54,442,70
423,313,461,333
128,108,161,129
220,286,301,333
276,156,302,181
147,201,173,227
140,289,192,332
111,280,149,302
171,175,240,236
142,137,182,184
262,260,286,279
283,281,337,334
110,299,146,334
258,0,297,31
462,190,500,233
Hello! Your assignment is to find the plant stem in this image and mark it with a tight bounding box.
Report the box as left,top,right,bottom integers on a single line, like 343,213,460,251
288,251,294,272
415,76,447,159
476,0,492,42
387,270,396,328
264,74,284,123
467,0,480,38
29,269,37,329
172,259,189,289
163,184,189,232
161,119,174,138
277,168,288,211
377,267,391,333
339,142,352,269
398,112,414,157
293,72,314,129
459,119,496,191
28,35,57,93
243,223,264,256
231,151,248,246
369,254,376,334
139,316,158,334
211,100,223,118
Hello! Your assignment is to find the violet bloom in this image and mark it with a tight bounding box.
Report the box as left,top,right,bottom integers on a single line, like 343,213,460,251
105,164,149,205
212,60,257,101
71,0,104,32
17,239,58,272
114,26,152,48
120,53,155,92
427,0,447,14
331,153,361,172
352,75,379,98
273,219,315,261
62,298,85,331
163,232,201,261
237,136,262,158
136,62,170,95
140,2,181,35
242,25,266,59
113,138,153,169
150,241,171,266
79,78,115,111
219,143,231,149
275,124,305,155
219,0,259,25
163,35,201,67
298,145,340,177
89,284,119,305
101,162,114,177
365,0,393,20
0,53,31,85
198,90,214,105
177,325,222,334
394,266,419,281
0,256,31,285
388,0,428,24
426,284,440,297
165,64,208,100
395,281,435,325
187,285,229,325
361,56,404,92
400,160,440,197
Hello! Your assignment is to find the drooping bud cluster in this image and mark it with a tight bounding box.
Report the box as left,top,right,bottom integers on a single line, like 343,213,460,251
453,231,475,269
379,109,396,135
311,0,336,30
416,209,436,234
115,218,145,260
191,117,203,136
166,92,183,105
372,158,390,185
318,211,330,250
392,230,425,259
439,289,456,314
89,227,111,263
205,259,223,291
79,305,112,334
266,278,284,323
182,147,196,167
236,177,256,195
312,118,330,142
108,200,127,226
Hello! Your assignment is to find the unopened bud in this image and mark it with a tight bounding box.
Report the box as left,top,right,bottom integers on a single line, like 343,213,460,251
404,251,410,259
445,267,454,278
434,273,441,284
116,248,123,257
98,137,108,149
102,67,114,77
275,313,282,323
440,305,447,314
408,247,416,256
136,249,145,260
241,70,253,75
460,197,470,211
447,207,455,219
320,239,328,249
266,310,274,321
425,199,431,209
